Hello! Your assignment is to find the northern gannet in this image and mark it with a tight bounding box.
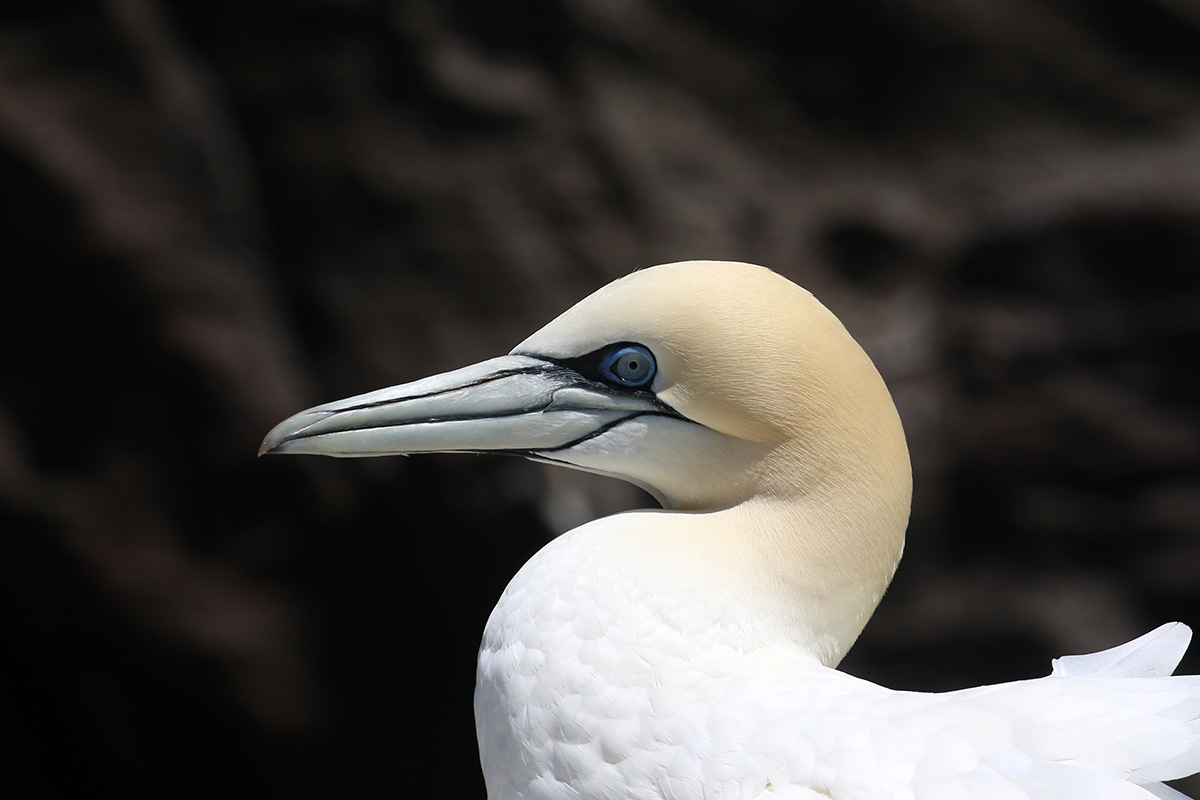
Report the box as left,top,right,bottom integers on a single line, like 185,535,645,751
261,261,1200,799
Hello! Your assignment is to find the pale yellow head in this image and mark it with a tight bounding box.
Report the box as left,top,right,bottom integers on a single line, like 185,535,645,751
518,260,911,512
262,260,913,663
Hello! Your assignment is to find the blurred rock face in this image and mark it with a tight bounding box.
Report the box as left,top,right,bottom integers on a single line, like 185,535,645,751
1,0,1199,796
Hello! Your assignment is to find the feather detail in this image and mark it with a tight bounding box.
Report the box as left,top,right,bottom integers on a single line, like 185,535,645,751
1052,624,1193,679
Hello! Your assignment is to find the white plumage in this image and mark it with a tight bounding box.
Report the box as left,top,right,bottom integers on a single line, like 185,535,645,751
262,261,1200,799
476,518,1199,799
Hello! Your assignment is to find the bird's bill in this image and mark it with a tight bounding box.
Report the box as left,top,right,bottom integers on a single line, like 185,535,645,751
259,355,666,458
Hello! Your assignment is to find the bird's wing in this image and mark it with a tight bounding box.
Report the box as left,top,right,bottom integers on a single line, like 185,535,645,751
716,630,1200,800
1052,623,1192,679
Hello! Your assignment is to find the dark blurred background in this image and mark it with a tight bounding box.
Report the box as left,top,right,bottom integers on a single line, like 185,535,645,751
2,0,1200,796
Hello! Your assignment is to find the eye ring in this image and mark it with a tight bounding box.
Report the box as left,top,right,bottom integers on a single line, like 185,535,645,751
599,344,656,388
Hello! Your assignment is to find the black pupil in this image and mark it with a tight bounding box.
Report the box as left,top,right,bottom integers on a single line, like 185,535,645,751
618,353,646,380
597,345,653,387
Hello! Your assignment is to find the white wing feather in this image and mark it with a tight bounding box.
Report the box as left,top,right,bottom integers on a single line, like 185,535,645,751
1052,624,1192,679
710,627,1200,799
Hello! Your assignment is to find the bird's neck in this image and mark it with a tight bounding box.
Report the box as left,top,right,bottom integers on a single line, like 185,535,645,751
744,341,913,664
737,486,908,666
564,471,908,669
741,412,911,665
644,414,910,664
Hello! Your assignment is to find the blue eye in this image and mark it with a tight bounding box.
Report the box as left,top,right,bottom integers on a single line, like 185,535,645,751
599,344,656,388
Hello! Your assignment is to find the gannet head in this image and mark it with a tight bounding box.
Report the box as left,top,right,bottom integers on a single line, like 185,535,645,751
262,260,907,507
262,261,911,658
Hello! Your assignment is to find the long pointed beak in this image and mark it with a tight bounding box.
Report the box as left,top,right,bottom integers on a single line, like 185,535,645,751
259,355,670,458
